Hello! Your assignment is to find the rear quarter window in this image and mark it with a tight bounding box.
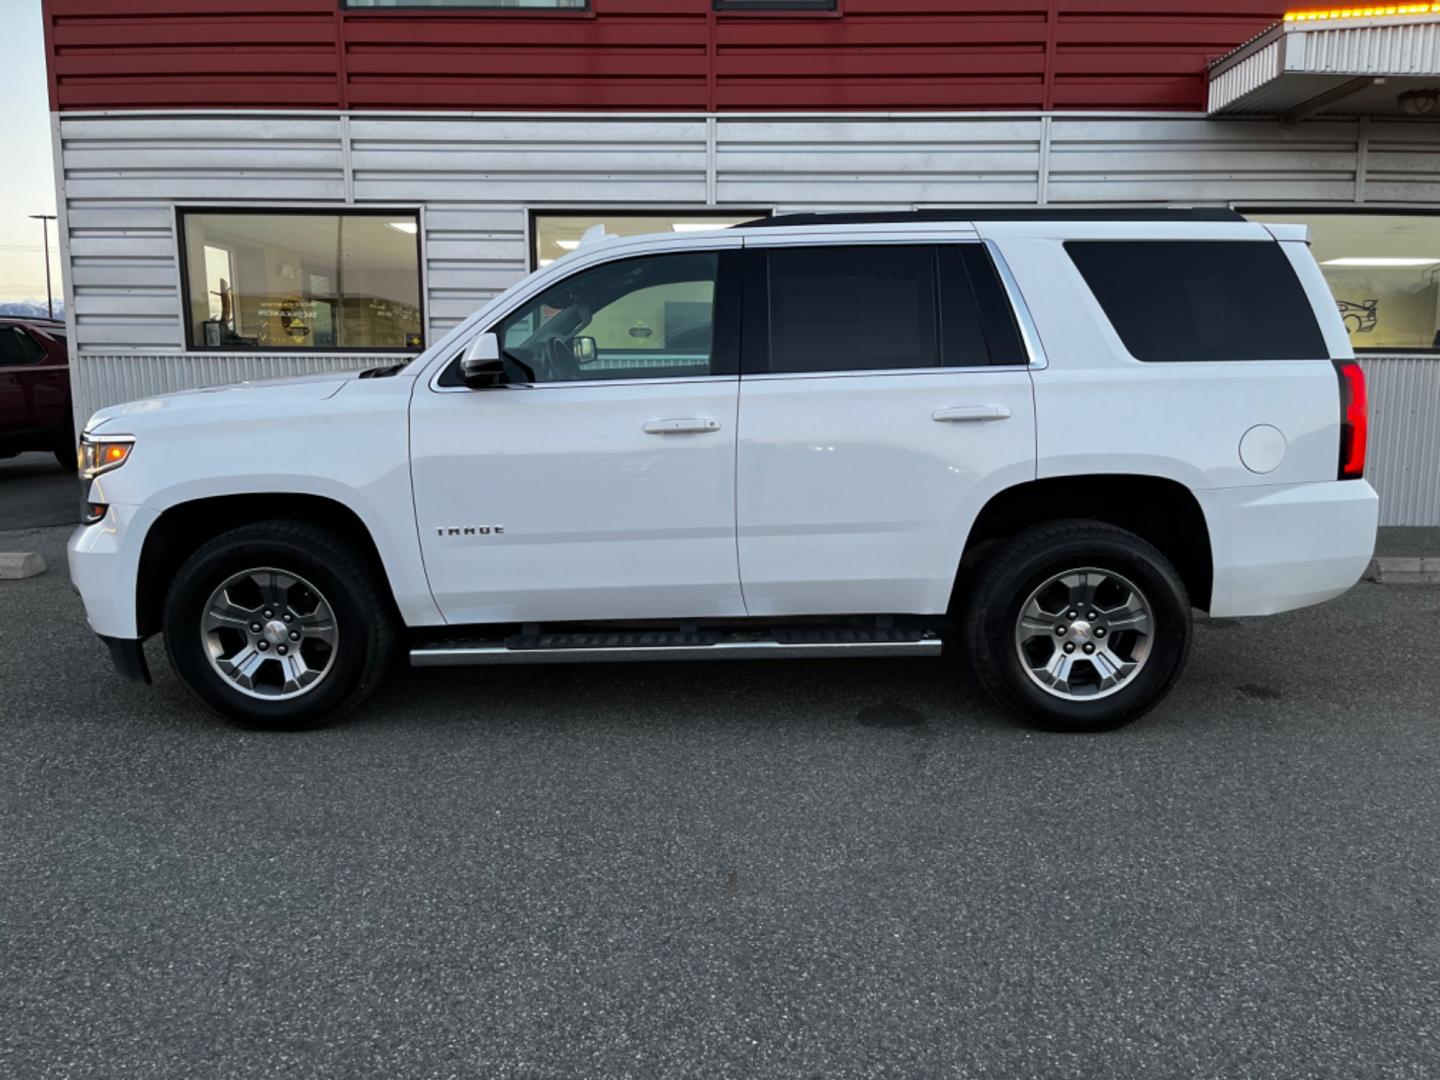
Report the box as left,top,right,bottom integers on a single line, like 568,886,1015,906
1066,240,1328,362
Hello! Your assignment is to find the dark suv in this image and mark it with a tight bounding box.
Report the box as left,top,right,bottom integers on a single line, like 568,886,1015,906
0,317,74,470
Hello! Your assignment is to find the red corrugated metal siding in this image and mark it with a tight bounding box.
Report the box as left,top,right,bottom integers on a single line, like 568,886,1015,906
42,0,1285,113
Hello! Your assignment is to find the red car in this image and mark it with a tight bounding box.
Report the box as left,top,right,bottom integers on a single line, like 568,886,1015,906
0,316,74,470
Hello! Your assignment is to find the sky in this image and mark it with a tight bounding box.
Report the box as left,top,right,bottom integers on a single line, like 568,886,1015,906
0,0,60,306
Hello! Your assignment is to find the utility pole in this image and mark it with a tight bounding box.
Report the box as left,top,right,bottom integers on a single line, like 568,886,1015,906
30,214,57,321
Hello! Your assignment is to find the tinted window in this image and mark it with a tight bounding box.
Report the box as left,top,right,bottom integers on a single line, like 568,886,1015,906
1067,240,1327,362
494,252,728,383
767,245,938,374
939,245,1028,367
0,328,43,365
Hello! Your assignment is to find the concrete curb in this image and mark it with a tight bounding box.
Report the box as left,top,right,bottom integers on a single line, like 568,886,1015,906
1366,557,1440,586
0,552,47,580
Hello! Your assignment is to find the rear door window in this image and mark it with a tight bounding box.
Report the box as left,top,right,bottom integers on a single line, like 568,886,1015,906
749,243,1028,374
1066,240,1328,362
764,245,938,374
939,245,1028,367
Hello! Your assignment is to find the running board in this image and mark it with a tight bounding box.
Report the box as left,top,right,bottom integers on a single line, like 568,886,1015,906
410,630,942,667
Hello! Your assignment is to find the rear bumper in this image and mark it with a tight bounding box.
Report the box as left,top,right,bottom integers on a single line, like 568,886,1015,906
1200,480,1379,618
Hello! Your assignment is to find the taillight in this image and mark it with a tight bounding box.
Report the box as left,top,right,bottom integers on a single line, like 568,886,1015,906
1335,360,1367,480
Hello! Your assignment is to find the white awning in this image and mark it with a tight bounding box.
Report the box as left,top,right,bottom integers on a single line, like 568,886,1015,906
1209,8,1440,119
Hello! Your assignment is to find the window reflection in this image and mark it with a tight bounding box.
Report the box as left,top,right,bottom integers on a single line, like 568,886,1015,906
532,213,759,270
181,212,423,351
1247,212,1440,351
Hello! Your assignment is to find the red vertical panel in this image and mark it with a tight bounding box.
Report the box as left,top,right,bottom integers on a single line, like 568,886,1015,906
42,0,1289,114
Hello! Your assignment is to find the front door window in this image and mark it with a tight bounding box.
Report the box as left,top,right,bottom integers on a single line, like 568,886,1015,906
497,252,723,383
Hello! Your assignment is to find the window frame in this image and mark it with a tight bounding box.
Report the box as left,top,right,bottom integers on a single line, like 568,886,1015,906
1240,205,1440,356
175,205,426,355
740,240,1031,378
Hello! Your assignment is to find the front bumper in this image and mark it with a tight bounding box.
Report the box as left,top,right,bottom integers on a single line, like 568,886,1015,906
67,502,159,639
1200,479,1379,618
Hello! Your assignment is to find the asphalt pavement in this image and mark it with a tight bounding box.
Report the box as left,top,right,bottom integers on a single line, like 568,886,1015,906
0,452,77,532
2,523,1439,1079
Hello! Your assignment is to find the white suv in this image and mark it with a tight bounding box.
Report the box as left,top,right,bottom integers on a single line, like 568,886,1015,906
68,210,1379,732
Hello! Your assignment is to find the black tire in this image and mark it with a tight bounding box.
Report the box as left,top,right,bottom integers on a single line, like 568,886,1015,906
54,415,77,472
960,520,1192,732
163,520,395,730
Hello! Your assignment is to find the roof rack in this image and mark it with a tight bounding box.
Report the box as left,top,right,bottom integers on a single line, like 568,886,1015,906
739,208,1246,229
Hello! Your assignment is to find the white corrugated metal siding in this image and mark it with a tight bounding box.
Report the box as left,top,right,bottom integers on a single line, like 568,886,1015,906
1208,40,1287,115
1357,356,1440,528
1298,19,1440,76
54,109,1440,524
1209,16,1440,114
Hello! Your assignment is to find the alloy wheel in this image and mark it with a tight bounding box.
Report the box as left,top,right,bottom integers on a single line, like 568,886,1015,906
200,568,339,701
1013,567,1154,701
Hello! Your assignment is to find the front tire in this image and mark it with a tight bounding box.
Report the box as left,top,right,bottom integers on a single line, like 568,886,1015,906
163,521,395,729
961,520,1192,732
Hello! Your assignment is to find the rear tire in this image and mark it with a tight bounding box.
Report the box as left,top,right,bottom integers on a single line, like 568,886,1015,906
961,520,1192,732
163,520,395,730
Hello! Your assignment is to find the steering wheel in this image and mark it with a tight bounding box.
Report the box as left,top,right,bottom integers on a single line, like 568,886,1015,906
541,337,581,382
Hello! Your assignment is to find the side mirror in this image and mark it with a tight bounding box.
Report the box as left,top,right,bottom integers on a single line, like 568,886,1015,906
571,336,598,364
460,332,506,390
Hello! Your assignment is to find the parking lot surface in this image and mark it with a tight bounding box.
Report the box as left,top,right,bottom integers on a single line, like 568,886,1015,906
0,453,76,532
2,523,1438,1080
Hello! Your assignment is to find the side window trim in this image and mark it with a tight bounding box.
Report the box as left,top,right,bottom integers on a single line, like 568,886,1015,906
984,240,1049,370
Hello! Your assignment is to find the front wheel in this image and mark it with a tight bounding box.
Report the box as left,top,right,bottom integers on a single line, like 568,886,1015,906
960,520,1192,732
163,521,395,729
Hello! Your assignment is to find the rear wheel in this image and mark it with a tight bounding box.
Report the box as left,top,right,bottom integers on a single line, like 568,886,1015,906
163,521,395,729
961,520,1192,731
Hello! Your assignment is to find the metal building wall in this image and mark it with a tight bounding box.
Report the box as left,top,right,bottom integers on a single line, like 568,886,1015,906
42,0,1288,115
1357,356,1440,528
54,109,1440,524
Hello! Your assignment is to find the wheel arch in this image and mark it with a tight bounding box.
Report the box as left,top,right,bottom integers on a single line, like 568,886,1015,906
955,474,1214,613
135,493,401,639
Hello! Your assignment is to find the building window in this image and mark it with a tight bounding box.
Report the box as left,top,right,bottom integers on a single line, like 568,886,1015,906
714,0,836,9
1247,212,1440,352
345,1,586,8
179,210,424,352
530,212,763,271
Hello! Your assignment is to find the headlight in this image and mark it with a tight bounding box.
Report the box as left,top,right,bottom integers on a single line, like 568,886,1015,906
78,435,135,480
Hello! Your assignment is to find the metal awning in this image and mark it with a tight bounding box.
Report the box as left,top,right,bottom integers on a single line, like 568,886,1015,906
1209,7,1440,120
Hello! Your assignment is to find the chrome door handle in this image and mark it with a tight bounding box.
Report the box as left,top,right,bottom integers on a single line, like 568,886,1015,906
932,405,1012,423
644,418,723,435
